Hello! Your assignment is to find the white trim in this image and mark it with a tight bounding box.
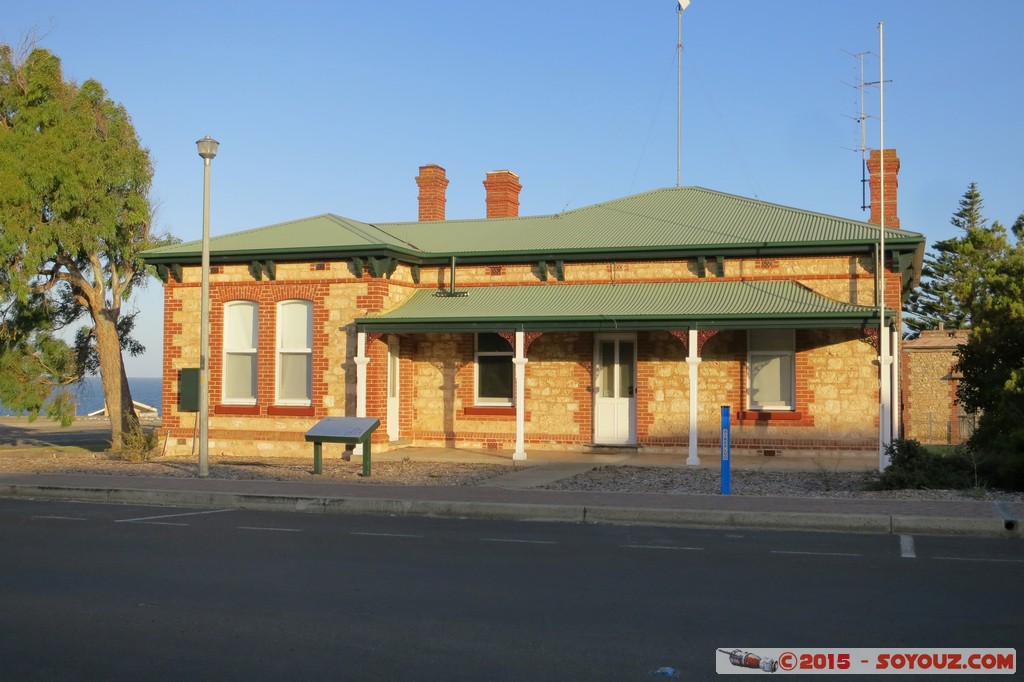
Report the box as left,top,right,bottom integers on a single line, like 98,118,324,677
275,299,313,406
593,333,637,445
746,329,795,411
474,332,514,407
222,300,258,405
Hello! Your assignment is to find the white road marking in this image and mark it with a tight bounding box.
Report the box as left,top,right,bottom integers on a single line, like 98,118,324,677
622,545,704,551
115,509,234,523
32,515,87,521
770,550,862,557
238,526,302,533
132,521,189,527
900,534,916,558
481,538,558,545
934,556,1024,564
350,532,424,538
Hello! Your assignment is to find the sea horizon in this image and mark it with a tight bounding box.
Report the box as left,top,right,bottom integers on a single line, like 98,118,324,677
0,376,163,418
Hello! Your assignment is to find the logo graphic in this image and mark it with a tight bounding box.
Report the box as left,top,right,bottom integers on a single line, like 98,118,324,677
718,649,778,673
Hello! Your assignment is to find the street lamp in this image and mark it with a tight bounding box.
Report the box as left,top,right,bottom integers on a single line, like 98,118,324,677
196,135,219,478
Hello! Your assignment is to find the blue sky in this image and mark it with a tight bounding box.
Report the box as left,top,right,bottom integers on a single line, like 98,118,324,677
5,0,1023,377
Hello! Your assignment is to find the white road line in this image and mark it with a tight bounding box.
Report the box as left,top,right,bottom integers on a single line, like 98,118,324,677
132,521,189,527
934,556,1024,564
32,515,87,521
622,545,704,551
238,526,302,533
770,550,862,557
350,532,424,539
115,509,234,523
900,534,916,558
481,538,558,545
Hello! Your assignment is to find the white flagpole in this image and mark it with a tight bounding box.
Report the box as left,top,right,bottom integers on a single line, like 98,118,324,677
878,21,891,471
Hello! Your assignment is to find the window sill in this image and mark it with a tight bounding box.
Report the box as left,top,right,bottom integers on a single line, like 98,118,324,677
464,406,516,416
214,404,261,416
736,410,803,422
267,405,315,417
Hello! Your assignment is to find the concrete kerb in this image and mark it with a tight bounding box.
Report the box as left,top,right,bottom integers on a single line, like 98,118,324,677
4,483,1019,537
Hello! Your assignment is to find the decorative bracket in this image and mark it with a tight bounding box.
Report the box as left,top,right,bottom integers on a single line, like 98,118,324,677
669,329,720,355
368,256,398,279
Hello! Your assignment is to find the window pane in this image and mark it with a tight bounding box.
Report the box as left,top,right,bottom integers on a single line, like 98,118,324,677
225,302,257,350
750,328,794,352
279,300,312,350
600,341,615,398
618,341,635,399
478,332,512,353
225,353,257,401
750,353,792,408
279,353,311,402
478,355,513,401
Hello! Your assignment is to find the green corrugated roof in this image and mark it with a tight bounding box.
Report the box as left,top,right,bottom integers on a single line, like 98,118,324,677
142,214,420,260
357,280,889,332
142,186,924,263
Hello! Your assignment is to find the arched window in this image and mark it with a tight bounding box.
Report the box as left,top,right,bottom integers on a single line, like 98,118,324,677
223,301,258,404
277,300,313,405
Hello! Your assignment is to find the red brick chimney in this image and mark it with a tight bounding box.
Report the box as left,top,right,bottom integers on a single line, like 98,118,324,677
866,148,900,228
415,164,449,222
483,170,522,219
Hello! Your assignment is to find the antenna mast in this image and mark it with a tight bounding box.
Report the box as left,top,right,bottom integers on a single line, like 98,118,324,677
841,50,871,212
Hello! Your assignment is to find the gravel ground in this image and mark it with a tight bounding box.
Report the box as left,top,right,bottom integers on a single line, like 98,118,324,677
543,465,1024,502
0,449,510,486
2,446,1022,501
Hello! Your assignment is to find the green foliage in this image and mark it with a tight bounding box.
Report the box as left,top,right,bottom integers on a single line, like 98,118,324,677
0,296,79,425
110,426,159,462
904,183,1013,335
1,42,172,444
869,439,979,490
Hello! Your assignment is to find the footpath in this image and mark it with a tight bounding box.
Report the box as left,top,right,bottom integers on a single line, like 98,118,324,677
0,416,1020,538
0,465,1020,539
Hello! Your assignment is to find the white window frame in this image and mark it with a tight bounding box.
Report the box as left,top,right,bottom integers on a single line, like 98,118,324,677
275,299,313,406
474,332,513,407
222,300,258,405
747,329,795,411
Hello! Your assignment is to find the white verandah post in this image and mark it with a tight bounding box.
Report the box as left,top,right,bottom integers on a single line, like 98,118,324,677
355,331,369,456
686,328,701,466
513,330,528,461
890,326,900,442
879,326,892,470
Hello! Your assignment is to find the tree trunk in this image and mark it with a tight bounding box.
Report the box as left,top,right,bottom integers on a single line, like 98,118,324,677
92,310,138,450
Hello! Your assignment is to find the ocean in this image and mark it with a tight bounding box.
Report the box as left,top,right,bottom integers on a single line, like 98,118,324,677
0,376,163,417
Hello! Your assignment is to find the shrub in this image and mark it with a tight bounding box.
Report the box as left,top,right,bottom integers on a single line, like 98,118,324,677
111,427,160,462
869,439,980,490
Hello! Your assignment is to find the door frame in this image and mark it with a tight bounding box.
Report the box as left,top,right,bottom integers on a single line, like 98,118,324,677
592,333,637,445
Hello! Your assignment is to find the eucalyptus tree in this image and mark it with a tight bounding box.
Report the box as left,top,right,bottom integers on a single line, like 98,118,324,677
0,44,165,448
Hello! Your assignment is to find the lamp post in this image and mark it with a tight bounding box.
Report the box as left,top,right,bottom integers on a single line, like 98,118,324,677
196,135,219,478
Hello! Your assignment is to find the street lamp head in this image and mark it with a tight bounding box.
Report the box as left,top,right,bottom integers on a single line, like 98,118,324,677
196,135,219,160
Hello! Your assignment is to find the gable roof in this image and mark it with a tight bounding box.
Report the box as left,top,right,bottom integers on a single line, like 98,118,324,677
142,186,924,265
357,280,891,333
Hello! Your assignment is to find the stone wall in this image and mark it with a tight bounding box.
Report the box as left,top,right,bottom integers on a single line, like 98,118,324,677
158,252,896,460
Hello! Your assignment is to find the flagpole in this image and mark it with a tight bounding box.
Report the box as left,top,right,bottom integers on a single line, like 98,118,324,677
677,0,683,187
878,21,890,471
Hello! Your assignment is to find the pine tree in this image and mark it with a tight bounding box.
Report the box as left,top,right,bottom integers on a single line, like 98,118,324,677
905,183,1012,335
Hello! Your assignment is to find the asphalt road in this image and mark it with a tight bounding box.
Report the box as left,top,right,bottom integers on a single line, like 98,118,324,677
1,499,1021,680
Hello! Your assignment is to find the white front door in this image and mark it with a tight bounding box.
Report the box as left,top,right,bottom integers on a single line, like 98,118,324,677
593,335,636,445
386,335,400,442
